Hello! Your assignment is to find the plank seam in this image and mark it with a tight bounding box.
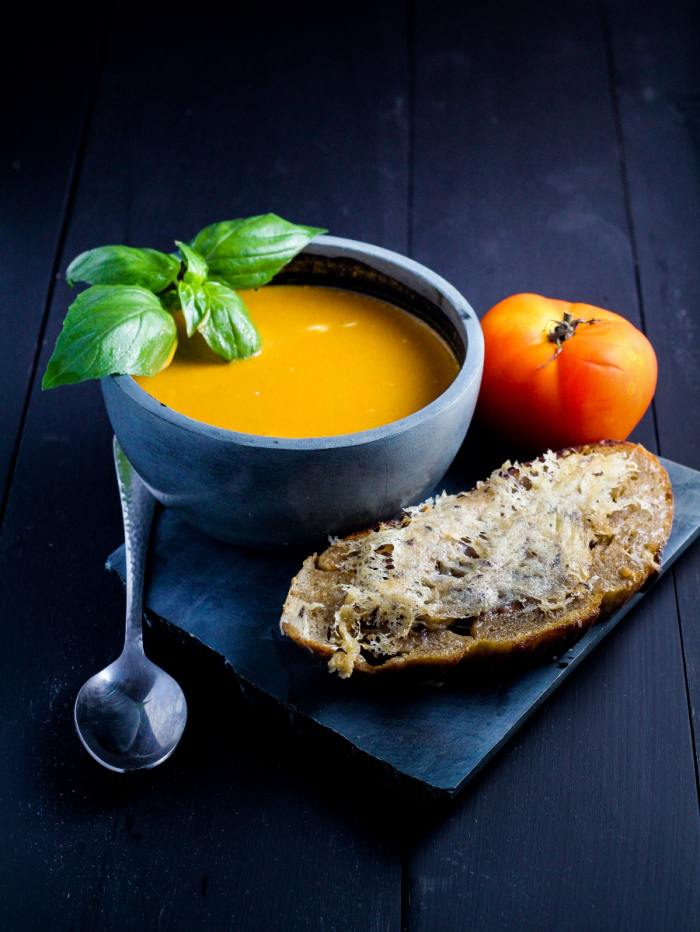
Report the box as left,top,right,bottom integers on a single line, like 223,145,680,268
672,564,700,807
43,23,131,928
599,0,700,811
401,843,409,932
406,0,416,259
0,15,110,540
598,0,662,452
403,3,416,926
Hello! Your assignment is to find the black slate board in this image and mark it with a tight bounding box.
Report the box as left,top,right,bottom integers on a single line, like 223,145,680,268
107,456,700,800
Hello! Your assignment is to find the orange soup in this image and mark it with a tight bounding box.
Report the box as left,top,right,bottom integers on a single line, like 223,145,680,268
135,285,460,437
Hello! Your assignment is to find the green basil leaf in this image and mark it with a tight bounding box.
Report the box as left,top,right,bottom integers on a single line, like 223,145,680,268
42,285,177,389
178,281,208,336
191,214,326,290
176,240,208,286
66,246,180,292
197,282,262,362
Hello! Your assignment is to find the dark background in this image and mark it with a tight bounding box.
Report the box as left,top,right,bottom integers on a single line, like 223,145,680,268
2,1,699,929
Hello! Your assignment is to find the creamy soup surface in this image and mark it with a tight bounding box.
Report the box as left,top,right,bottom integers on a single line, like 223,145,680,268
135,285,460,438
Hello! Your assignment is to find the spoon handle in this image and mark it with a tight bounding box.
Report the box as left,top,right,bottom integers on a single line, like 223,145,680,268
113,437,156,655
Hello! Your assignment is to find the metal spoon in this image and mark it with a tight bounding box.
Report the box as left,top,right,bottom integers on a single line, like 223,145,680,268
74,437,187,772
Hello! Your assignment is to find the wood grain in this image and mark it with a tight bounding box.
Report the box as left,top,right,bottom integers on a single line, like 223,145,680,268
405,1,700,928
1,1,699,929
0,3,408,929
0,8,104,516
605,0,700,792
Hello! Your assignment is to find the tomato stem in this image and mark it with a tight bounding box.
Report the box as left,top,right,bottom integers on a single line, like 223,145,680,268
538,311,601,369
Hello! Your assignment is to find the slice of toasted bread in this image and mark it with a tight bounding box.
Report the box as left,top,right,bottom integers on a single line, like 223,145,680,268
281,442,673,677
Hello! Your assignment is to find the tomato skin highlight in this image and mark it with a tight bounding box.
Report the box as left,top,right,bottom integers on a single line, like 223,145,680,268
476,294,657,450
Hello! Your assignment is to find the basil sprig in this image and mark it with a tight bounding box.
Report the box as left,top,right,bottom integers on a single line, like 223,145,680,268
43,214,326,389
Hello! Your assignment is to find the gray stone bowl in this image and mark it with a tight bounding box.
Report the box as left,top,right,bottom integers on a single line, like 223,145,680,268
101,235,484,550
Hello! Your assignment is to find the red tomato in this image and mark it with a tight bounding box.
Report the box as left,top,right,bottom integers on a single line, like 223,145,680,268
476,294,657,450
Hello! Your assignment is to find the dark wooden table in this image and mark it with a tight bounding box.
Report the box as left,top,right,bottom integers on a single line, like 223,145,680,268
2,2,699,929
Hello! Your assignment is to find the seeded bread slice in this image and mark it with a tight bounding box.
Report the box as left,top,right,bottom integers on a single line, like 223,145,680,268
280,442,673,677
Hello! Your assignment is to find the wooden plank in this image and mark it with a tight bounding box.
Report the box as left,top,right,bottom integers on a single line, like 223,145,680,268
605,0,700,784
406,1,700,928
0,9,103,515
0,3,407,930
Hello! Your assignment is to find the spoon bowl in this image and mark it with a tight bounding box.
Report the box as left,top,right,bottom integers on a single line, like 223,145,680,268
75,651,187,772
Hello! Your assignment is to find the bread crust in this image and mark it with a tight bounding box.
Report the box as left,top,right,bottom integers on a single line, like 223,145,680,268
281,442,673,676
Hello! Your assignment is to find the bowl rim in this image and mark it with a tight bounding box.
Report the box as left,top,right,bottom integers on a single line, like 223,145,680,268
107,235,484,451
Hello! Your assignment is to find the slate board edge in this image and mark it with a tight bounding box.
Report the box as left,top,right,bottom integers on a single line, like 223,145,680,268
452,454,700,793
105,570,448,804
450,592,646,795
106,456,700,802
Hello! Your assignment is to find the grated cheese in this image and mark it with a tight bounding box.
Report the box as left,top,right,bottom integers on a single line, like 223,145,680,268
328,450,644,667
